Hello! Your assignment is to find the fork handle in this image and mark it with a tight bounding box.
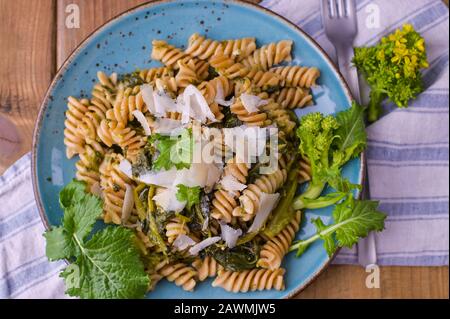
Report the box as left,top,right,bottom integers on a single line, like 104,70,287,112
334,43,361,103
334,42,377,266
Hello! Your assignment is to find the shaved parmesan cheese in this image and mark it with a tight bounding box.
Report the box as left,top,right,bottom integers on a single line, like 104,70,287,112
240,93,269,113
220,174,247,192
153,118,184,135
214,81,235,106
173,234,196,251
152,187,186,212
183,85,217,123
139,168,178,188
215,96,235,107
220,223,242,249
118,159,133,179
189,236,221,255
121,184,134,223
153,89,178,115
172,163,221,189
140,84,156,115
174,163,209,188
132,110,151,136
205,163,222,189
247,192,280,233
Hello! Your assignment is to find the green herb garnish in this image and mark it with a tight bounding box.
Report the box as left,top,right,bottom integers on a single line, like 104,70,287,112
44,180,149,299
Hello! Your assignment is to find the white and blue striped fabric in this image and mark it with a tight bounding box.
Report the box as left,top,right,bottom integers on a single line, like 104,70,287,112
0,0,448,299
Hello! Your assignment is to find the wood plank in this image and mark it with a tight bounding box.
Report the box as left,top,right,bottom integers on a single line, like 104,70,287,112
0,0,56,174
296,265,449,299
56,0,152,68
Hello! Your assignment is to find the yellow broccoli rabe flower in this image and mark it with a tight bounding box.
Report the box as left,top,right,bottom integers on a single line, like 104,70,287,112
353,23,429,122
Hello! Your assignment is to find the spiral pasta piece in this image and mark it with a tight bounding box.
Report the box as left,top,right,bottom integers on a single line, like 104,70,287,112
176,60,201,89
97,119,115,147
198,76,234,104
234,168,287,220
185,33,257,61
212,268,285,293
97,71,118,91
110,87,146,127
99,154,135,224
270,66,320,88
165,217,190,244
155,77,178,95
192,256,222,281
242,40,293,71
259,100,297,135
230,95,271,127
111,125,147,163
78,110,101,142
139,67,174,83
158,262,198,291
75,145,103,191
271,87,313,109
211,157,249,223
245,68,282,90
151,40,190,69
209,54,249,79
257,211,301,270
64,97,90,159
298,156,312,184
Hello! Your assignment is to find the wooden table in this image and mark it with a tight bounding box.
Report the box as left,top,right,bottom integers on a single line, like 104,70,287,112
0,0,448,299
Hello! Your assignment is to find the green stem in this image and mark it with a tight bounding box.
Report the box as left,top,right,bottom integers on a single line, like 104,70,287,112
292,182,326,210
367,90,386,123
303,192,347,210
288,233,320,252
289,213,364,254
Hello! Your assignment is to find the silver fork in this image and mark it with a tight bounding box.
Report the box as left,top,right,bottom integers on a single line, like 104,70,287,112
321,0,377,267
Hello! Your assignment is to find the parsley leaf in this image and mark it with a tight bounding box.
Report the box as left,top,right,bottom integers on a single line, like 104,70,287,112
44,180,149,299
176,184,201,210
151,129,193,171
290,195,386,257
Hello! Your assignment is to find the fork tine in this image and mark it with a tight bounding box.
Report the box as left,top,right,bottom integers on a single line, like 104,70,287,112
346,0,357,17
329,0,337,17
337,0,346,18
321,0,331,19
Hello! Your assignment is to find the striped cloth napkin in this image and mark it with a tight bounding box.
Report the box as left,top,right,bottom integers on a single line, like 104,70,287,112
0,0,448,299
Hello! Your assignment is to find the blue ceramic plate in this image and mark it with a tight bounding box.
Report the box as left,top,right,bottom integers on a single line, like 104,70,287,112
32,0,362,299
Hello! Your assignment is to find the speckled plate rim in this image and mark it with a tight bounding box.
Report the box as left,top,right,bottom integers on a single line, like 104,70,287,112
31,0,365,299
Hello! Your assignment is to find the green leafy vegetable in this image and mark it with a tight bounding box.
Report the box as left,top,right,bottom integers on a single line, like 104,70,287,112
262,167,299,238
176,184,201,210
44,180,149,299
353,24,429,122
292,102,367,210
134,184,168,254
289,195,386,257
151,128,193,171
206,240,261,271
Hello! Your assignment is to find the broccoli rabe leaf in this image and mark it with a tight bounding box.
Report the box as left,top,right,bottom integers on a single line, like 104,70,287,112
44,180,149,299
151,129,193,171
333,102,367,165
290,196,386,257
176,184,201,210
